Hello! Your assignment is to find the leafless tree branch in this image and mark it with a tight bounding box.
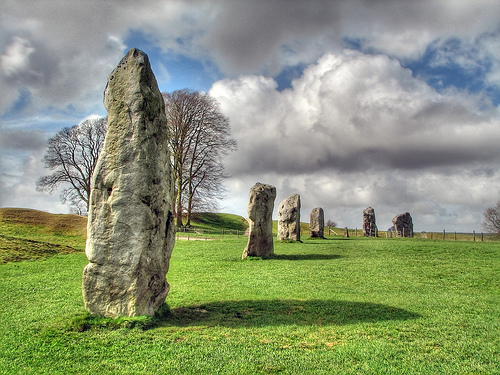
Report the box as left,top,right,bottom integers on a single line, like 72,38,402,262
36,117,107,215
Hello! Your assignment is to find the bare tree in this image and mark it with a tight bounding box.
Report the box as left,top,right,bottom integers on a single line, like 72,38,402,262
36,117,107,215
163,89,237,227
482,201,500,234
326,220,337,228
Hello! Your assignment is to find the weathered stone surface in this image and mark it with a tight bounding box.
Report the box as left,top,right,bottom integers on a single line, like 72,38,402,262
309,207,325,238
242,183,276,258
82,48,175,317
392,212,414,237
344,227,349,238
277,194,301,241
363,207,377,237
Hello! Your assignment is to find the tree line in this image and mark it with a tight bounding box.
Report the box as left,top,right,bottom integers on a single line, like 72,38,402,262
37,89,237,227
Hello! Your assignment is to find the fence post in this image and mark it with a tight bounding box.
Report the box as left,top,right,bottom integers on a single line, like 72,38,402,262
443,229,445,241
454,231,457,241
481,232,484,241
473,230,476,241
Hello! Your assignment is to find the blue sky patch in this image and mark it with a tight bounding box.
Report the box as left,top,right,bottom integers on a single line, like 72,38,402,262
273,63,307,91
404,38,500,105
124,30,221,94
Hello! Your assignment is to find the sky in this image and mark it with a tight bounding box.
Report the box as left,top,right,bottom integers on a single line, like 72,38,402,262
1,0,500,232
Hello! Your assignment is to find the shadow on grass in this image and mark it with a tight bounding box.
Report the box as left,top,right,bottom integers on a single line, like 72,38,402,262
270,254,341,261
158,299,420,328
67,299,420,332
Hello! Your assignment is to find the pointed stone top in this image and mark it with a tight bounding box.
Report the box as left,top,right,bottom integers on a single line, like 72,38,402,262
117,48,149,68
104,48,160,111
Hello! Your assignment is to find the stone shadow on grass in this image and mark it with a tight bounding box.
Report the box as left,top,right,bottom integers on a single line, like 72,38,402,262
158,299,420,328
270,254,341,261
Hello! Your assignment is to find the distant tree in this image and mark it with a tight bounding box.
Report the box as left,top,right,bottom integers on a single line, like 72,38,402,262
326,220,337,228
482,201,500,234
36,117,107,215
163,89,237,227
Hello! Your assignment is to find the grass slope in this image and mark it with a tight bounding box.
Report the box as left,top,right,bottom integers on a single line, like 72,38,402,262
189,212,248,231
0,207,87,236
0,208,249,263
0,229,499,374
0,208,88,263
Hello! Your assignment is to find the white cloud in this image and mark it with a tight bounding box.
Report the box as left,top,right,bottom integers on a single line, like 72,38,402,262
212,51,500,173
1,0,499,116
479,33,500,89
342,0,500,60
0,146,67,213
0,36,35,77
210,50,500,231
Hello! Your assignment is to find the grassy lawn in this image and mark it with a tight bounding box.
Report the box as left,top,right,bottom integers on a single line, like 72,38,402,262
0,227,498,374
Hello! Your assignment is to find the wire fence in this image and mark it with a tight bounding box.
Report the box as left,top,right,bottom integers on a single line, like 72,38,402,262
175,226,245,240
333,227,498,242
176,226,498,242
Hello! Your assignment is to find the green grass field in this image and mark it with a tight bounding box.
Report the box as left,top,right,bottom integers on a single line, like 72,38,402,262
0,209,499,374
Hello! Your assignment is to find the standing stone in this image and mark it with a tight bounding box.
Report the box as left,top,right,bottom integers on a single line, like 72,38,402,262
242,183,276,258
82,48,175,317
309,207,325,238
363,207,377,237
344,227,349,238
277,194,301,241
392,212,414,237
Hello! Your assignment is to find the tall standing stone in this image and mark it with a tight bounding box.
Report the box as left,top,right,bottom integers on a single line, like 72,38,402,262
363,207,377,237
277,194,301,241
82,48,175,317
309,207,325,238
392,212,414,237
242,183,276,258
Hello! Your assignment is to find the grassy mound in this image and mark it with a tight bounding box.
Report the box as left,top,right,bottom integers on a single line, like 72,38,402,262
0,207,87,236
0,208,87,263
0,208,251,262
185,212,248,231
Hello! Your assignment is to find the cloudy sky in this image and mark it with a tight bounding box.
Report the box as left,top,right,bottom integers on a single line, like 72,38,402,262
1,0,500,232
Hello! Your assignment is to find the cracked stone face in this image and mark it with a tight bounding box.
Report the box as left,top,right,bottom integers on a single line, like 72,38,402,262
392,212,414,238
310,207,325,238
363,207,377,237
277,194,301,241
242,183,276,258
82,48,175,317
